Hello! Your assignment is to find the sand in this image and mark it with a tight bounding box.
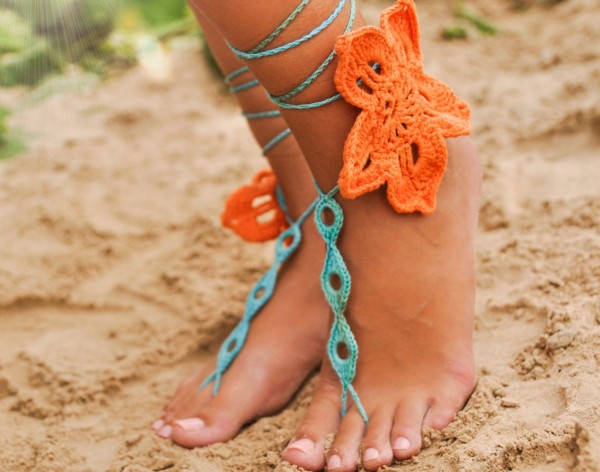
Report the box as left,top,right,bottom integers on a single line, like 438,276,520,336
0,0,599,470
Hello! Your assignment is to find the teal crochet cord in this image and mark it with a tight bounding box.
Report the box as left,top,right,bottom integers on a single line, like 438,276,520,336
313,183,367,423
200,63,303,394
224,66,291,155
221,0,368,424
201,194,317,394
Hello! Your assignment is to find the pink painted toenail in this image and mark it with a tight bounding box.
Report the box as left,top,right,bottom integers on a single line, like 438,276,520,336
152,419,164,431
286,438,315,454
393,437,410,451
173,418,205,431
157,424,172,438
363,448,379,462
327,455,342,470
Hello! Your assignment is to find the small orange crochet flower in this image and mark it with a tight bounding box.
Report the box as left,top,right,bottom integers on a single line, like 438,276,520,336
221,169,289,242
334,0,471,214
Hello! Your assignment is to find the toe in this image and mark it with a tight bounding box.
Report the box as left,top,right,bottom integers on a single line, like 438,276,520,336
161,384,212,425
282,372,342,471
423,404,458,430
391,398,429,460
360,408,394,471
160,366,213,424
328,408,366,472
156,424,173,439
170,403,242,448
151,419,165,432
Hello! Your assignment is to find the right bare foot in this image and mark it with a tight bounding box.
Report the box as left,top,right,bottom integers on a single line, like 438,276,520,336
152,214,329,448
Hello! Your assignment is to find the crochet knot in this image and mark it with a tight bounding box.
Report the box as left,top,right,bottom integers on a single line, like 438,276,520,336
221,169,289,242
334,0,471,214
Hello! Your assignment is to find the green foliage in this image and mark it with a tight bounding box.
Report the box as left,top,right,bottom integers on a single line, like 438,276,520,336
0,39,62,86
0,106,26,160
0,9,32,54
512,0,567,10
454,4,499,35
442,3,499,41
0,0,196,88
119,0,190,28
442,25,468,40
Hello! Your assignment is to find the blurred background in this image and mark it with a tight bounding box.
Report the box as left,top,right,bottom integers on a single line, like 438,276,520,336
0,0,215,159
0,0,566,161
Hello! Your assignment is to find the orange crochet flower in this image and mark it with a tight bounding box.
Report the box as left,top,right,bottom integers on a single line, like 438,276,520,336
334,0,471,214
221,169,289,242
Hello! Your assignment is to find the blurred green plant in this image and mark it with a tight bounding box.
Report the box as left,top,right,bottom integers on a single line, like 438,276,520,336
511,0,567,10
118,0,189,28
454,4,499,35
0,0,202,88
442,25,468,40
0,106,26,159
442,3,499,41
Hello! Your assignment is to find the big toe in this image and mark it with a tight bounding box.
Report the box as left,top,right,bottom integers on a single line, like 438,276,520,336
282,373,342,471
170,405,241,448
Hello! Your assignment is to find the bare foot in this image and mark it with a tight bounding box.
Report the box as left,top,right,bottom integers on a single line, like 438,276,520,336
152,215,329,448
283,137,481,471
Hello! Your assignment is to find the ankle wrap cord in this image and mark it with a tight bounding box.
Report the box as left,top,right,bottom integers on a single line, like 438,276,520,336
205,0,471,426
225,66,292,156
220,68,292,242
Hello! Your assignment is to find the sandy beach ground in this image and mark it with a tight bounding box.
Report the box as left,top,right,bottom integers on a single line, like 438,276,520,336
1,0,599,470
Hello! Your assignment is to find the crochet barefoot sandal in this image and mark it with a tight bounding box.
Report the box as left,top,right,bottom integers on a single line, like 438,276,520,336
203,0,471,422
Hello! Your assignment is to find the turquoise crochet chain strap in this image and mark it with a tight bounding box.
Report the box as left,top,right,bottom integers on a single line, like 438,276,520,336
218,0,367,423
314,183,367,423
200,195,318,394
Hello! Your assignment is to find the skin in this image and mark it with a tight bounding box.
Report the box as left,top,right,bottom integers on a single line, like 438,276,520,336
163,1,481,470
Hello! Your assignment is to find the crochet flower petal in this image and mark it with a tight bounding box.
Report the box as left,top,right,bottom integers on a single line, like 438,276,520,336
387,123,448,214
335,27,399,112
380,0,422,69
431,107,471,139
419,75,472,124
339,112,389,197
381,0,471,125
221,169,289,242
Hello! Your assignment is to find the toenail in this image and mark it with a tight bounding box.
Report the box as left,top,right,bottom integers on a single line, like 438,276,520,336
363,448,379,462
393,437,410,451
286,438,315,454
173,418,205,431
157,425,172,438
327,454,342,470
152,419,164,431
